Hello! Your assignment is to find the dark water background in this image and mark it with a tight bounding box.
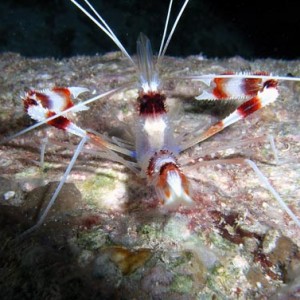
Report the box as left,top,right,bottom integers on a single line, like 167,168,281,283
0,0,299,59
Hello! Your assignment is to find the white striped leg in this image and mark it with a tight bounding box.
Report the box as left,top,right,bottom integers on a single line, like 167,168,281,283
180,135,279,168
244,159,300,227
39,137,48,169
17,135,89,239
180,80,279,152
184,157,300,227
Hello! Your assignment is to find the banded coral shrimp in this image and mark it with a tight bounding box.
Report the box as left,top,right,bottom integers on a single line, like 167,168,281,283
0,0,300,298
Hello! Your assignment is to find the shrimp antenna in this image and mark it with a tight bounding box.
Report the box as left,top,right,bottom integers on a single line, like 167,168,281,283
182,73,300,82
158,0,174,58
69,0,135,66
158,0,190,61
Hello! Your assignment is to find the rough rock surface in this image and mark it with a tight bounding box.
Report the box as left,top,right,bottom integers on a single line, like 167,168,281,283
0,52,300,299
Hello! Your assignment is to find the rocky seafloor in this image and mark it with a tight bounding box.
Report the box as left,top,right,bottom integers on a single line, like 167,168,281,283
0,52,300,299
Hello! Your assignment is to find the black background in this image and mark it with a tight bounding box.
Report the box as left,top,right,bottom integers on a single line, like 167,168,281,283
0,0,299,59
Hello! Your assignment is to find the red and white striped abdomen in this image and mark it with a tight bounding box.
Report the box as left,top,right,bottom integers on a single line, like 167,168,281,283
147,150,193,208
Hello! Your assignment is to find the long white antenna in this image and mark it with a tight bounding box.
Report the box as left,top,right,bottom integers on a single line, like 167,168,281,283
159,0,190,60
181,74,300,82
83,0,118,44
70,0,135,65
158,0,174,58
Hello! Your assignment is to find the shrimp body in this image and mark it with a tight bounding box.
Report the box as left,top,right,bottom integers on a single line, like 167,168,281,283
134,34,193,207
8,0,299,238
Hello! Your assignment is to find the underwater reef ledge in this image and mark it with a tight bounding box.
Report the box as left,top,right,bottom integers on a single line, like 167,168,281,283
0,52,300,299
